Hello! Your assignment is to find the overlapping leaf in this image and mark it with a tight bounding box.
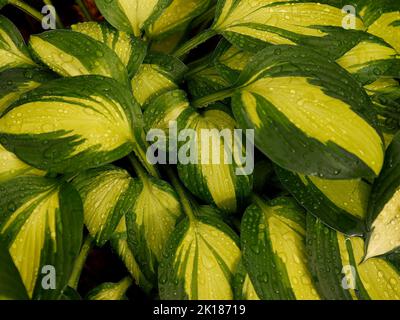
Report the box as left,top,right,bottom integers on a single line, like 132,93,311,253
0,75,143,173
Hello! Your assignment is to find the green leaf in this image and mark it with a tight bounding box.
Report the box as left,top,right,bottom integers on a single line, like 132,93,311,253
146,0,213,40
0,1,7,9
158,209,241,300
86,277,132,300
211,1,364,52
0,15,35,72
233,259,260,300
0,75,143,174
150,28,187,54
0,239,29,300
71,165,137,246
94,0,171,37
110,222,153,293
241,196,320,300
0,176,83,299
0,67,56,115
29,30,129,84
131,52,187,108
276,166,369,236
126,176,183,283
71,22,147,78
307,214,400,300
177,106,253,213
0,144,45,183
365,132,400,260
231,44,384,180
360,0,400,53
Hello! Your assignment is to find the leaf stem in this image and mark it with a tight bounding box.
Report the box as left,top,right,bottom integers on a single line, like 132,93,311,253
128,153,150,185
68,235,94,290
43,0,64,28
165,166,196,221
192,87,235,108
76,0,93,21
8,0,44,23
173,29,217,58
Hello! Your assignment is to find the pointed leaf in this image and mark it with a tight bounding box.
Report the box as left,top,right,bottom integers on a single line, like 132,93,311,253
366,132,400,260
95,0,171,36
126,176,183,283
0,67,56,115
29,30,128,84
0,75,143,173
0,15,35,71
158,210,241,300
177,107,253,213
71,22,147,77
86,277,132,300
0,176,83,299
231,45,384,179
131,52,187,108
71,165,137,246
307,215,400,300
276,166,369,236
241,196,320,300
0,239,29,300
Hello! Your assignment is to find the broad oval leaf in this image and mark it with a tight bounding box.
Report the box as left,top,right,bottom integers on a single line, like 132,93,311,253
71,22,147,77
233,259,260,300
110,218,153,293
0,67,56,115
276,166,370,236
211,1,364,52
0,144,45,183
158,210,241,300
241,196,320,300
146,0,212,39
86,277,132,300
360,0,400,53
126,175,183,283
0,176,83,299
131,52,187,108
0,239,29,300
0,75,143,173
177,107,253,213
95,0,171,37
365,132,400,260
29,30,128,84
71,165,137,246
0,15,35,72
231,45,384,179
307,215,400,300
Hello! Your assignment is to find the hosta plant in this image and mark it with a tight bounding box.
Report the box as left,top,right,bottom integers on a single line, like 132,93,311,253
0,0,400,301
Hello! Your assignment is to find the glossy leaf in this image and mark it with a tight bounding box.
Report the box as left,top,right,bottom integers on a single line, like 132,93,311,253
126,176,183,283
71,22,147,77
0,15,35,71
365,132,400,260
0,239,29,300
0,75,143,173
307,215,400,300
158,208,241,300
276,166,370,236
72,165,137,246
231,45,384,179
0,67,56,115
233,259,260,300
241,196,320,300
29,30,128,84
131,52,187,108
86,277,132,300
0,176,83,299
177,106,253,213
